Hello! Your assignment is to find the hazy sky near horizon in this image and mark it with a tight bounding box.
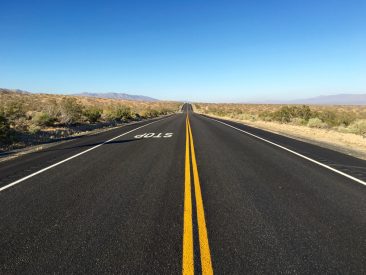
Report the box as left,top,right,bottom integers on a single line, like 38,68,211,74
1,0,365,102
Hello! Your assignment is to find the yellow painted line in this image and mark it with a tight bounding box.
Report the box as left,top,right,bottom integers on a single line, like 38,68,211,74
187,116,214,275
183,115,194,275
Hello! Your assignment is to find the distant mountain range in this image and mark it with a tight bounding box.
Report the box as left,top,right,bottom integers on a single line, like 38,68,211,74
288,94,366,105
249,93,366,105
0,88,30,94
72,92,159,102
2,88,365,105
0,88,159,102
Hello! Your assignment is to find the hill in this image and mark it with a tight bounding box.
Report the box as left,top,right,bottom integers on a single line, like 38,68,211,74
73,92,158,102
290,94,366,105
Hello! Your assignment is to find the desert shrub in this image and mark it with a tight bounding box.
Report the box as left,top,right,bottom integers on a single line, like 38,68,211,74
216,109,227,117
271,105,314,123
143,109,159,118
259,111,273,121
116,105,132,121
235,113,257,121
261,116,273,122
28,124,41,134
3,100,26,121
106,105,132,121
44,99,61,118
59,97,83,124
83,107,102,123
346,119,366,135
0,111,13,144
132,113,141,120
335,112,356,126
298,105,314,120
290,117,307,125
318,110,337,126
158,108,171,115
307,117,328,128
32,112,56,126
271,107,292,122
14,117,29,132
151,109,160,117
317,111,356,127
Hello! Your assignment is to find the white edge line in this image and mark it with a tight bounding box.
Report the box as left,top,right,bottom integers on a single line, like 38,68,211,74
205,115,366,186
0,117,170,192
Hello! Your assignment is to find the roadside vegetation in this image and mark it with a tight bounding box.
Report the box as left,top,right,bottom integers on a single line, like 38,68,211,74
0,89,180,151
194,103,366,136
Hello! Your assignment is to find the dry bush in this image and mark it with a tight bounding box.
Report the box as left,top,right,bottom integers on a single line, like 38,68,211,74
307,118,328,128
0,111,13,144
346,119,366,135
83,107,102,123
32,112,56,126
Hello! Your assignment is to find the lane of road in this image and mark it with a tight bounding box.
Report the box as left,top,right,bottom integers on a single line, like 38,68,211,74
0,115,174,190
203,114,366,183
1,103,365,273
189,111,366,274
1,114,185,273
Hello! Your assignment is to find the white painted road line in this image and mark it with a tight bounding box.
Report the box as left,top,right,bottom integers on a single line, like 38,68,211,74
206,116,366,186
0,117,169,192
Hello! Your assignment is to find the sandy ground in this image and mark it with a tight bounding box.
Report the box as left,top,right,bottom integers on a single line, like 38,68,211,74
203,114,366,160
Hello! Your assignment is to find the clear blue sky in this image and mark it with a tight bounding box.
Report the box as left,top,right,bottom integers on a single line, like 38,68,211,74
1,0,365,102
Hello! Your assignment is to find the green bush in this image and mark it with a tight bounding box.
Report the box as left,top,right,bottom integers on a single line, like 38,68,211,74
290,117,307,125
143,109,159,118
295,105,313,120
271,105,314,123
150,109,160,117
307,117,328,128
28,124,41,134
319,110,337,126
59,98,83,124
159,108,170,115
44,99,61,118
335,112,356,126
132,113,141,120
3,100,25,121
235,113,257,121
346,119,366,135
32,112,56,126
83,107,102,123
259,111,273,121
106,105,132,121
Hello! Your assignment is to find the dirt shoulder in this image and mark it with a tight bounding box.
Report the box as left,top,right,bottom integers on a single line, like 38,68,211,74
201,113,366,160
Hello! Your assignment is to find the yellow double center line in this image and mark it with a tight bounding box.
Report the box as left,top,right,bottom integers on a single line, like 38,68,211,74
183,114,213,275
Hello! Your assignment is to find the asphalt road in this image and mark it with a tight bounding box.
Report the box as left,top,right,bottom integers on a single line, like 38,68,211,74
1,104,365,274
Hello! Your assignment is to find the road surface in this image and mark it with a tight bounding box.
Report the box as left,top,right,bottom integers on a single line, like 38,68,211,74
1,104,365,274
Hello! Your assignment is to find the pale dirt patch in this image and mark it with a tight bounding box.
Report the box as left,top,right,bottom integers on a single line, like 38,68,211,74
202,113,366,160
